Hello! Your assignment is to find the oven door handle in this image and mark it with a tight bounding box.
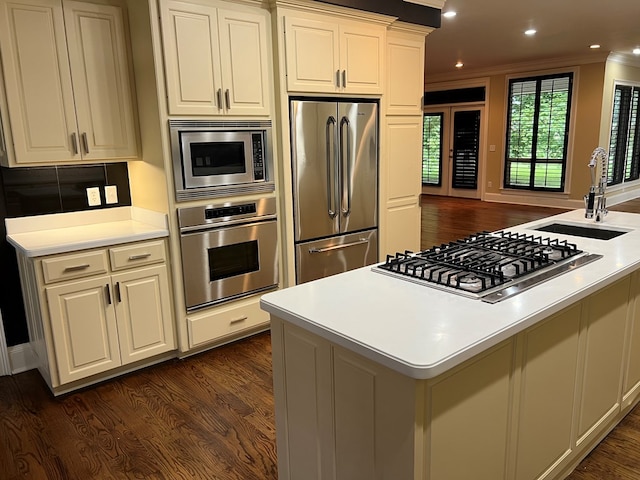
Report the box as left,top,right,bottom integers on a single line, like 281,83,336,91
309,238,369,254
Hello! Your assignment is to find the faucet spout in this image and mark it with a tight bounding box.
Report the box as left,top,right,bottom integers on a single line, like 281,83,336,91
584,147,608,222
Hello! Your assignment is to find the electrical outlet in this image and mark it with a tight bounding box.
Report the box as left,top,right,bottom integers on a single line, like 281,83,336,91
105,185,118,204
86,187,101,206
488,181,493,188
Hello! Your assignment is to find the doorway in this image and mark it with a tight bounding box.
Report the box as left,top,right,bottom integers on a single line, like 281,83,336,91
422,106,484,199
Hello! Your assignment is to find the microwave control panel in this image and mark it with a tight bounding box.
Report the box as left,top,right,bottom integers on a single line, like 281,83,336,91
252,133,265,181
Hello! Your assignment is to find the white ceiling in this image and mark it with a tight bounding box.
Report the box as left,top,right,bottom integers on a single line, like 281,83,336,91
424,0,640,80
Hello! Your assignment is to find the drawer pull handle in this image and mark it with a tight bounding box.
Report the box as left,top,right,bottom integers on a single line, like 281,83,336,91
128,253,152,261
229,316,248,325
63,263,90,272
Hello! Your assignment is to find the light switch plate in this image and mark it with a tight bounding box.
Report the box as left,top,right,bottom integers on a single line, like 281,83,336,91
86,187,101,206
105,185,118,204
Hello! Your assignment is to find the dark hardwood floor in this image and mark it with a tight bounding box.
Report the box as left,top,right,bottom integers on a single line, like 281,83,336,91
2,195,640,479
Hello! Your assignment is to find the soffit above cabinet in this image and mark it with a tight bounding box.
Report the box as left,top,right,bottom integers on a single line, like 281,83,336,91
314,0,442,28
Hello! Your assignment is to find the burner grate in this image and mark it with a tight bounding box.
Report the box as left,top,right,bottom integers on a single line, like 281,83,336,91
375,230,586,297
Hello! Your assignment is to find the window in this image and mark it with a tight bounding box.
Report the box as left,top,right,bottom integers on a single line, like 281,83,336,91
504,73,573,191
608,84,640,186
422,113,443,185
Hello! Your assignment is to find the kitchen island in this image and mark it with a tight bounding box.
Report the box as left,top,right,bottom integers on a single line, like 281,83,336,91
260,209,640,480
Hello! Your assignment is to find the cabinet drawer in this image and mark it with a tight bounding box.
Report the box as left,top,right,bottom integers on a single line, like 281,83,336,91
188,298,270,348
41,250,108,284
109,240,166,271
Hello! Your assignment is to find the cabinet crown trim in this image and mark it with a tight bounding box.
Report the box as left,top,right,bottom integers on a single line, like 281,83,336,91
271,0,397,26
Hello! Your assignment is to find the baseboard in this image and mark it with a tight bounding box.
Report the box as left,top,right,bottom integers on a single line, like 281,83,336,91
8,343,36,374
483,192,584,209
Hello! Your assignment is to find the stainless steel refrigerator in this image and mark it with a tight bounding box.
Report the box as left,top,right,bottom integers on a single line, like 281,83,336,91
291,99,378,284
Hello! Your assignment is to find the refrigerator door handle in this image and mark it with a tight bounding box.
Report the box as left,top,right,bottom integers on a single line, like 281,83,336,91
308,238,369,254
340,116,351,216
326,116,338,218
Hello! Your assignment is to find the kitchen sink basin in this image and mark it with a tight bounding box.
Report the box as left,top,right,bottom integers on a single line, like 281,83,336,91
533,222,629,240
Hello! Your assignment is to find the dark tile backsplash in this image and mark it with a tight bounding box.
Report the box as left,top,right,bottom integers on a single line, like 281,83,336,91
0,162,131,347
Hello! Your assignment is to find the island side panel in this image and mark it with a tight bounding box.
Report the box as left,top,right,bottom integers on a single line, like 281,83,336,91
425,340,515,480
270,317,421,480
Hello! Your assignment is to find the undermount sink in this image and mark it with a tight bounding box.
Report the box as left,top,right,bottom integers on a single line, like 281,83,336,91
533,222,629,240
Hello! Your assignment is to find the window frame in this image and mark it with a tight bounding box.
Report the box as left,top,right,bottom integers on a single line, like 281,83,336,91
503,71,575,192
422,112,444,186
607,81,640,187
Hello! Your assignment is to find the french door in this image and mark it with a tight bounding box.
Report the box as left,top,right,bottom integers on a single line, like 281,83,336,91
422,106,483,198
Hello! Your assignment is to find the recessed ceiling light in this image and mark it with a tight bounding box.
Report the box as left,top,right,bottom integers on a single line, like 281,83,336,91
634,48,640,55
590,44,601,49
455,62,464,68
443,11,457,18
524,29,537,36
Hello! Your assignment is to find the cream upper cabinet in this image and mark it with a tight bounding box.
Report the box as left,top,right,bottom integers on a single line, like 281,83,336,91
160,0,270,116
0,0,138,166
386,30,426,115
284,14,384,94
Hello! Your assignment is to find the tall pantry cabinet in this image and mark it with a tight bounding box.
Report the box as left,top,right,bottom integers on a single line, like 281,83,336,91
381,24,432,256
0,0,139,166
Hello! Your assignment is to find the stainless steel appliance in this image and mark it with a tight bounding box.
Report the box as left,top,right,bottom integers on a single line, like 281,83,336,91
178,198,278,311
170,119,274,201
291,99,378,283
373,231,602,303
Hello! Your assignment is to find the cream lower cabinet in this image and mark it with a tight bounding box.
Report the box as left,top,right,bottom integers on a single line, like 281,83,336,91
159,0,270,116
0,0,138,166
19,239,175,393
282,13,385,94
270,274,640,480
623,271,640,408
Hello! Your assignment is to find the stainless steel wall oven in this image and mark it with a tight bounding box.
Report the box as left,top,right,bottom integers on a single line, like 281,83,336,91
170,119,274,201
178,198,278,311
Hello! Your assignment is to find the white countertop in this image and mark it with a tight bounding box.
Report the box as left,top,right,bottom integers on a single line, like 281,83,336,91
5,207,169,257
261,209,640,379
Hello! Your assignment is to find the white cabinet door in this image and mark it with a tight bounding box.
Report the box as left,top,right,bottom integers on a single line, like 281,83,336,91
284,15,339,93
63,1,138,160
113,265,175,365
339,23,383,95
381,116,423,255
284,15,384,94
160,0,222,115
0,0,78,164
46,275,121,384
217,8,270,115
386,31,425,115
161,0,270,116
0,0,138,165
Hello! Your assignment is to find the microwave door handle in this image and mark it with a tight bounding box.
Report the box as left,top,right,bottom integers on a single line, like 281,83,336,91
340,116,351,216
326,116,337,218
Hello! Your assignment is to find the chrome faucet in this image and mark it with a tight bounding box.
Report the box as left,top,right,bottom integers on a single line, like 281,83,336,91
584,147,608,222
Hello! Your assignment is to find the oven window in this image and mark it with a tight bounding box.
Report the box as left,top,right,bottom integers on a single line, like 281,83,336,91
208,240,259,281
190,142,246,176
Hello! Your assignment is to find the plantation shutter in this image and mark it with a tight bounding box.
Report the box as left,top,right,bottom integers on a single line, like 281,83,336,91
452,110,480,189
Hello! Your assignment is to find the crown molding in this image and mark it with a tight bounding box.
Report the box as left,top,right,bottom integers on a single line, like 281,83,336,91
403,0,446,9
607,52,640,68
425,52,610,84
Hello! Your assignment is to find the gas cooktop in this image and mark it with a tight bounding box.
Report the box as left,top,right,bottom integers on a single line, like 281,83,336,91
372,231,602,303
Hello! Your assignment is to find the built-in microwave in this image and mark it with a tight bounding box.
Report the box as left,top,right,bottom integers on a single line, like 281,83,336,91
169,119,274,201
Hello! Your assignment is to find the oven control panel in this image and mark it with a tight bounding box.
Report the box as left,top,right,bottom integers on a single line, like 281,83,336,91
205,203,257,219
178,197,277,232
252,133,265,181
